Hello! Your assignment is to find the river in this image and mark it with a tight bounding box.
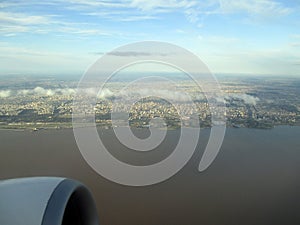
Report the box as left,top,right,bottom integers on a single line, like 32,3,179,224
0,126,300,225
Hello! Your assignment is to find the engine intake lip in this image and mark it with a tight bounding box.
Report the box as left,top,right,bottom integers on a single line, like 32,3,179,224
42,179,99,225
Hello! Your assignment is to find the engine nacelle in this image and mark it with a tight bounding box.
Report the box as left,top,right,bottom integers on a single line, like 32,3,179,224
0,177,100,225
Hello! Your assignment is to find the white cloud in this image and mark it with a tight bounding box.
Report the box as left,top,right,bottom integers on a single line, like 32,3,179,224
65,28,111,36
184,8,200,23
226,93,260,105
0,0,298,76
130,0,197,11
66,0,128,8
0,12,56,36
0,12,51,25
218,0,292,16
0,87,76,98
0,25,29,34
116,15,158,22
0,10,114,36
127,0,293,26
0,90,11,98
0,0,294,32
98,88,114,99
129,0,203,24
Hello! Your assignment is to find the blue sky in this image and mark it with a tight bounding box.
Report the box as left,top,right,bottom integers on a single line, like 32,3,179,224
0,0,300,76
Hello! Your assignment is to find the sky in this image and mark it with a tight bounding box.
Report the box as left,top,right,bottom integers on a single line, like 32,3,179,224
0,0,300,76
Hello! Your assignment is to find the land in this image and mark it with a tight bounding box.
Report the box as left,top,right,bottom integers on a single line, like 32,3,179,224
0,74,300,130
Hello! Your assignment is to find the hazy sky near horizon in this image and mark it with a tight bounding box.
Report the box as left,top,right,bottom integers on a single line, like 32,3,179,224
0,0,300,76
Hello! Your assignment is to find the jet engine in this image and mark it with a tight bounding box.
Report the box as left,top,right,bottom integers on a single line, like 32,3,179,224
0,177,99,225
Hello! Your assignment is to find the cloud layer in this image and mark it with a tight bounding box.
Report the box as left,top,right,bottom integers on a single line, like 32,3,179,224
0,87,76,98
226,93,260,105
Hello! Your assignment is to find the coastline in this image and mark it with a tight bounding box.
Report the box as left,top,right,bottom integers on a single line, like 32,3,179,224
0,122,299,132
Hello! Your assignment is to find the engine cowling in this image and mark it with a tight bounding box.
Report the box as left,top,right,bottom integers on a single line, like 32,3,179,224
0,177,100,225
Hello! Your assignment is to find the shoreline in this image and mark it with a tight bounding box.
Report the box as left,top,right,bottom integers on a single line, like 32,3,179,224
0,123,299,132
